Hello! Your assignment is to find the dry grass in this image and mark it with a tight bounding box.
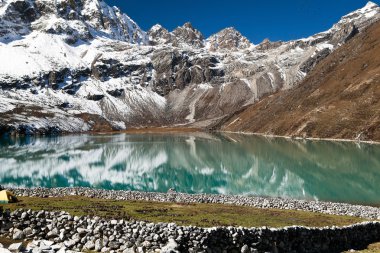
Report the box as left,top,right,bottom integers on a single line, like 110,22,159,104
344,243,380,253
222,21,380,142
0,196,365,228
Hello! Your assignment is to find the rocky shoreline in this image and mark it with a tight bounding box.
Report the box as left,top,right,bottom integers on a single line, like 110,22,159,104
221,131,380,145
0,188,380,252
10,187,380,220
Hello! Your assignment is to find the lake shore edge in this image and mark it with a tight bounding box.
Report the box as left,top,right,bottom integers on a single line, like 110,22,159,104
10,187,380,220
219,130,380,145
2,125,380,145
75,128,380,145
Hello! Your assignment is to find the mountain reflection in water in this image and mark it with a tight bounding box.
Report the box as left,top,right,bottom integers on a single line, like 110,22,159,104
0,133,379,205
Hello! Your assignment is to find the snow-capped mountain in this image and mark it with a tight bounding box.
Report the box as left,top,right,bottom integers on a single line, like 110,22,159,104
0,0,147,44
0,0,379,134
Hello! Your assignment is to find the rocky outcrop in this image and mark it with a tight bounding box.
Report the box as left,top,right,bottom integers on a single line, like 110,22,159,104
255,38,283,51
299,48,332,74
147,23,205,48
0,0,37,41
151,49,224,95
172,22,205,48
147,24,175,45
0,0,147,44
207,27,252,51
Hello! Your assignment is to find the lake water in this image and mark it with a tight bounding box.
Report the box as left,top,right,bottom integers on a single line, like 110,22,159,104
0,132,379,205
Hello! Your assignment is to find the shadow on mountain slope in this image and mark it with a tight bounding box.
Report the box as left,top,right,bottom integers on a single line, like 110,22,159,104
221,21,380,142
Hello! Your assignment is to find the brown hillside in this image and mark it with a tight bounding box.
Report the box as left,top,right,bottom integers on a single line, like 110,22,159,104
221,21,380,142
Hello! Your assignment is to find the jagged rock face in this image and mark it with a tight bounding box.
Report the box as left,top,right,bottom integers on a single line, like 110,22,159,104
172,22,205,48
338,1,380,30
207,27,252,51
79,0,147,44
0,0,37,40
0,0,147,44
151,49,224,95
147,24,175,45
299,48,331,74
256,39,283,51
331,23,358,44
147,22,205,48
0,0,380,133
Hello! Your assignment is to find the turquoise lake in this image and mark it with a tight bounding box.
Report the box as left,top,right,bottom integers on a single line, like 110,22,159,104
0,133,379,205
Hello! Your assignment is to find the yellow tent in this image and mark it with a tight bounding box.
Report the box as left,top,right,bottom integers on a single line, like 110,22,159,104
0,190,18,203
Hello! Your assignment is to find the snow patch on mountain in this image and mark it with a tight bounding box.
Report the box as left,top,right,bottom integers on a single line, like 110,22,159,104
0,0,379,133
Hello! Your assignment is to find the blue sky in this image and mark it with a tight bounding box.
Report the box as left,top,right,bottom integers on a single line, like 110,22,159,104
104,0,378,44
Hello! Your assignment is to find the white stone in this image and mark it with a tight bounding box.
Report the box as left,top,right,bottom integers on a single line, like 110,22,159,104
160,239,179,253
83,240,95,250
12,229,24,240
40,240,54,247
8,243,23,252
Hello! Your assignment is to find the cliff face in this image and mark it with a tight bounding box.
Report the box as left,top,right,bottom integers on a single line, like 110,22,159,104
0,0,379,136
221,21,380,142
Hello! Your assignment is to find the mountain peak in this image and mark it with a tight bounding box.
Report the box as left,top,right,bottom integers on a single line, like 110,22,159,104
0,0,148,44
341,1,380,21
364,1,379,9
207,27,252,51
150,24,164,32
328,0,380,42
172,22,204,48
220,27,239,32
255,38,283,50
147,23,174,45
217,27,246,37
182,22,194,29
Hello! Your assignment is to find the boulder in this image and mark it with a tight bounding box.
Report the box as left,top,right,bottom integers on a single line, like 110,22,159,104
12,229,25,240
8,243,23,252
160,239,179,253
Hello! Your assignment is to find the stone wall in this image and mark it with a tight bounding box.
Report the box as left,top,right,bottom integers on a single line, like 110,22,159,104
1,209,380,253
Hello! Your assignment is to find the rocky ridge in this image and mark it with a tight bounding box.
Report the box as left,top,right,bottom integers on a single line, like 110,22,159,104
221,13,380,142
0,1,379,134
0,0,147,44
206,27,252,51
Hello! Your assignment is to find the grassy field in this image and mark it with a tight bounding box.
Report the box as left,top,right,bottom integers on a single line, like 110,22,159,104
0,196,365,228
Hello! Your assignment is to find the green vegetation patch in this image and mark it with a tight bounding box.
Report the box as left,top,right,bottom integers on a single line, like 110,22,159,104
0,196,365,228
